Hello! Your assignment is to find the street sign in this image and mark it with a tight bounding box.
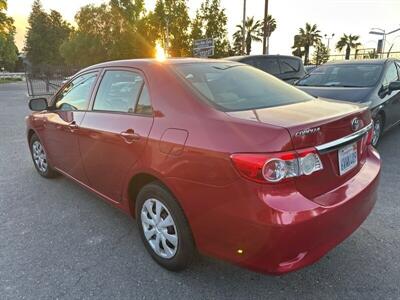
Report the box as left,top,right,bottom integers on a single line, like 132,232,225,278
193,38,214,58
377,39,384,54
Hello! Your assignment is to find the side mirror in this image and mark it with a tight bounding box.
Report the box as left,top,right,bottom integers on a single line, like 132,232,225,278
388,81,400,92
29,97,48,111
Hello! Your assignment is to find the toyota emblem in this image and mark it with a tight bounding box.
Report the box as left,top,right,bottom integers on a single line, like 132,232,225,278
351,118,360,131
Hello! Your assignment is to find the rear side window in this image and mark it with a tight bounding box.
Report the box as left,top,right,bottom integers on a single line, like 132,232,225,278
93,70,144,113
135,85,153,115
173,63,313,112
280,58,300,73
54,72,97,111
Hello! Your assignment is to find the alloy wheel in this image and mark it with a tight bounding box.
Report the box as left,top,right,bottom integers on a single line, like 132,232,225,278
32,140,48,173
141,198,178,259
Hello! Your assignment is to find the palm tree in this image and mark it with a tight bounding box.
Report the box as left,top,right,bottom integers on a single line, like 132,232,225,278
233,17,262,55
294,23,321,65
261,14,276,55
336,34,361,60
0,0,7,10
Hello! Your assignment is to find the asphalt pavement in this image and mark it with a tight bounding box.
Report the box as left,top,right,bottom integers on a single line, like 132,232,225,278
0,82,399,299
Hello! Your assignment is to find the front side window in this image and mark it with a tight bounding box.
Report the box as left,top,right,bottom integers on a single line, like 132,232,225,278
173,62,313,112
296,64,383,88
382,62,399,87
54,72,97,111
93,70,144,113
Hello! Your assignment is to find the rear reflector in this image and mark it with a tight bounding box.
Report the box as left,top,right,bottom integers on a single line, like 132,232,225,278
231,148,323,183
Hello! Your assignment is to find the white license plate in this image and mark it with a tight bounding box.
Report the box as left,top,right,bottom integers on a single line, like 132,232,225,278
338,143,358,175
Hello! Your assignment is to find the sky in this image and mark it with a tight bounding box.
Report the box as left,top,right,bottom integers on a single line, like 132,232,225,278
7,0,400,55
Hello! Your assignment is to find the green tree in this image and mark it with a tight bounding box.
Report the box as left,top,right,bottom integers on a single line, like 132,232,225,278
191,0,229,58
261,14,276,54
25,0,71,66
233,17,262,55
292,23,321,65
312,41,330,65
0,0,18,70
149,0,191,57
336,34,361,60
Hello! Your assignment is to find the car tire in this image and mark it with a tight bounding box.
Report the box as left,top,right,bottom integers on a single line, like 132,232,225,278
136,182,195,271
372,114,383,147
29,133,57,178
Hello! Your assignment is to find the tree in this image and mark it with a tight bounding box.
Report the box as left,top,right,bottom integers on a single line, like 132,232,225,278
292,23,321,65
312,41,330,65
25,0,71,66
0,0,18,70
233,17,262,55
149,0,191,57
260,14,276,55
336,34,361,60
191,0,229,58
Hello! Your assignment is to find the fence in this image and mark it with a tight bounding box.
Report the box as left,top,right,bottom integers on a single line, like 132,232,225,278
24,64,79,97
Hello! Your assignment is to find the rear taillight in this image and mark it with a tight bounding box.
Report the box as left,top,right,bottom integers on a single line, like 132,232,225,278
231,148,323,183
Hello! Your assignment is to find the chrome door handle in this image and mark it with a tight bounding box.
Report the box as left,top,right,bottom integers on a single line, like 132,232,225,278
120,129,140,143
67,121,79,131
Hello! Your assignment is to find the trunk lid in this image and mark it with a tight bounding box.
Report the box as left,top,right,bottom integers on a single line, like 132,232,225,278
227,98,372,205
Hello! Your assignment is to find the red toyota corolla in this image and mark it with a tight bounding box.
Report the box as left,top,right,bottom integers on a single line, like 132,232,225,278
26,59,381,274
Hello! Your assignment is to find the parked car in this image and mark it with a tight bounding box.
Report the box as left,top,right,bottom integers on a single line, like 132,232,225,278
226,55,306,84
304,65,318,73
27,59,380,275
295,59,400,146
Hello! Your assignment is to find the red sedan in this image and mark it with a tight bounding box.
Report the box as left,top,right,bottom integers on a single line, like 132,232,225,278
26,59,381,274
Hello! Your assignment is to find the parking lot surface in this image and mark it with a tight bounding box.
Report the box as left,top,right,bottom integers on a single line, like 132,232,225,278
1,82,399,299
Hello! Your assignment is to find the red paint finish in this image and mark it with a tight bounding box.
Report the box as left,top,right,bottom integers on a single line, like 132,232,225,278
26,59,381,275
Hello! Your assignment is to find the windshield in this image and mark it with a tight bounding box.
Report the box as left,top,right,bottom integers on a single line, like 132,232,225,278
296,64,383,87
173,62,313,112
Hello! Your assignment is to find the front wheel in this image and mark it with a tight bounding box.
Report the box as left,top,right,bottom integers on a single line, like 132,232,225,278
136,182,195,271
29,134,57,178
371,115,383,147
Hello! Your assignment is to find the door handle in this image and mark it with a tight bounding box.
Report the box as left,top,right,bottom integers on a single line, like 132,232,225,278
67,121,79,131
120,129,140,143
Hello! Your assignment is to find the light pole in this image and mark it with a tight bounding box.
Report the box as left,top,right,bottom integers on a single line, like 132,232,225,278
262,0,269,55
369,27,400,58
324,33,335,50
242,0,246,55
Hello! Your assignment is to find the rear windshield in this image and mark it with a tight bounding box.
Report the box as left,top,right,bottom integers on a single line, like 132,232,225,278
173,62,313,112
296,64,384,87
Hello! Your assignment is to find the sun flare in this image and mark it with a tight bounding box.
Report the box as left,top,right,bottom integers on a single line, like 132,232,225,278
155,42,168,61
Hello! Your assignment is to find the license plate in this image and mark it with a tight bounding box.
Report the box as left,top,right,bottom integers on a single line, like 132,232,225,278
338,143,358,175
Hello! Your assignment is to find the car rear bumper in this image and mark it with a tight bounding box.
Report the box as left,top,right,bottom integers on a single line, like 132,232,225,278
170,146,381,275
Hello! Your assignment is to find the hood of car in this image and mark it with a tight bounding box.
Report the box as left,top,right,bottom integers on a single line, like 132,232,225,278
296,86,374,103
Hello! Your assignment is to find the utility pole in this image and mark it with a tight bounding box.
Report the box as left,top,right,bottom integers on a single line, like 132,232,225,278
262,0,269,55
242,0,246,55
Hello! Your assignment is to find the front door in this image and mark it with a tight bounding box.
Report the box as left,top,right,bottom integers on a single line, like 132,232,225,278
78,69,154,202
381,62,400,127
42,72,99,183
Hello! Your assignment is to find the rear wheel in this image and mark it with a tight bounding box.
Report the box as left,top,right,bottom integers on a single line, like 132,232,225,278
29,134,57,178
372,114,383,147
136,182,195,271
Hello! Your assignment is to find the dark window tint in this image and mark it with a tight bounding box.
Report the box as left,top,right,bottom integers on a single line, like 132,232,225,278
93,70,144,113
245,58,280,75
54,73,97,111
173,63,313,112
296,64,384,87
135,84,153,115
280,58,300,73
382,62,399,87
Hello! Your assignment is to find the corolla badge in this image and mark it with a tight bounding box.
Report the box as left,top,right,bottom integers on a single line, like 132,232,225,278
351,118,361,131
295,127,321,137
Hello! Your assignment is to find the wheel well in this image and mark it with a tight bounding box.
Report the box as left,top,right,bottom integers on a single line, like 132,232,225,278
27,129,36,143
127,173,161,217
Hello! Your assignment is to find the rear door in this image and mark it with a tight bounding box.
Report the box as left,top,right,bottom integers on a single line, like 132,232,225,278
78,68,154,202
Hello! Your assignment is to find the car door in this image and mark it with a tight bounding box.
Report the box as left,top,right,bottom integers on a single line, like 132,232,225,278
41,71,99,183
78,68,154,202
380,62,400,127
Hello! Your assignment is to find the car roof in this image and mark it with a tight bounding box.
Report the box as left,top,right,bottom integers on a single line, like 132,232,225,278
226,55,302,61
325,58,398,65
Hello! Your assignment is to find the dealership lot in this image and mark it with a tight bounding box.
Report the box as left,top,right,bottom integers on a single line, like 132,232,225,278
1,82,400,299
